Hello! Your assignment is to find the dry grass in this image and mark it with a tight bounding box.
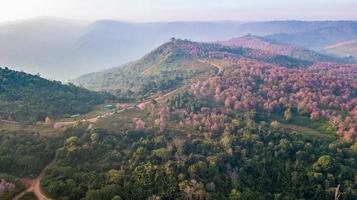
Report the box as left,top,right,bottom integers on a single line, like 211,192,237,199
278,123,334,140
0,121,63,137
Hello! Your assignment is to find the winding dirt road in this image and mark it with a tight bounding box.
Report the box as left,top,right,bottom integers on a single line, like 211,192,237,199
198,59,225,73
5,61,220,200
11,86,187,200
53,84,186,130
13,161,55,200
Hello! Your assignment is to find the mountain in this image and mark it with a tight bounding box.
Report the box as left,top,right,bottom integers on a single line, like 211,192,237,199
233,20,343,35
0,67,114,122
71,39,220,95
2,18,357,81
73,38,356,142
0,18,245,81
1,38,357,200
324,39,357,58
49,40,357,199
217,34,345,62
267,21,357,50
72,21,244,71
72,39,311,96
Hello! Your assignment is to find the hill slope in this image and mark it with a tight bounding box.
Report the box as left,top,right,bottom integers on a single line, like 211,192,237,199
44,41,357,199
324,39,357,58
72,39,312,96
0,67,114,122
1,38,357,200
267,21,357,49
218,34,345,62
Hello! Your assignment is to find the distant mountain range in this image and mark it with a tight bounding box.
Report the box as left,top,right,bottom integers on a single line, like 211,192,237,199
216,34,347,63
267,21,357,49
1,17,357,80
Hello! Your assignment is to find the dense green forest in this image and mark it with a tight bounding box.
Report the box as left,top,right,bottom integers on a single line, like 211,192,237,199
0,132,55,177
0,125,89,200
0,124,92,179
0,67,115,122
39,122,357,200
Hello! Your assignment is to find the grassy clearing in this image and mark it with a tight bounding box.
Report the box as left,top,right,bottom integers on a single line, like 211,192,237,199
56,104,114,122
278,123,335,140
0,121,61,137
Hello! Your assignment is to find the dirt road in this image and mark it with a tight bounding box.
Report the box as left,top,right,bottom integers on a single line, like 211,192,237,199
13,161,55,200
198,59,225,73
53,85,186,130
0,120,18,124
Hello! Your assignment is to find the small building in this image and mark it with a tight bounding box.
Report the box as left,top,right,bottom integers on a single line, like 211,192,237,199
70,114,81,118
45,116,52,124
104,104,115,110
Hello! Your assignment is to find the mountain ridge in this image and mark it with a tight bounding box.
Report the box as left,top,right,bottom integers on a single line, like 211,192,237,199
216,34,348,63
2,18,357,80
72,38,314,95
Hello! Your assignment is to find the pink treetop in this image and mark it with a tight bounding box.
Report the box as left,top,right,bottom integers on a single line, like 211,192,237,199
137,102,146,111
310,111,320,120
133,118,145,131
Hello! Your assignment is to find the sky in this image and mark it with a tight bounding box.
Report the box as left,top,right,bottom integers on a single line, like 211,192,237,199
0,0,357,22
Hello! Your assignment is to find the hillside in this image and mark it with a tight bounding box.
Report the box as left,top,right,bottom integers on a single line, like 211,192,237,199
324,39,357,58
267,21,357,50
0,67,114,122
72,39,311,96
46,45,356,199
72,39,220,96
73,38,356,142
1,38,357,200
218,34,345,62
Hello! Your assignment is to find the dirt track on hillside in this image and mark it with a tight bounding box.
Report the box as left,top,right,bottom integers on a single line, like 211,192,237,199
13,161,55,200
198,59,225,73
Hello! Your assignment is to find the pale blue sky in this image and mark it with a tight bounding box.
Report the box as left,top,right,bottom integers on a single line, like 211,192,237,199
0,0,356,22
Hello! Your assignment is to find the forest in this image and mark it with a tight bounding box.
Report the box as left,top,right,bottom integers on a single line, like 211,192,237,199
0,38,356,200
0,67,115,123
39,120,357,199
37,55,357,199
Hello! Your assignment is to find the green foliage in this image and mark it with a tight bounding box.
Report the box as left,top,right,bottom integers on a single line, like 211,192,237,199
168,91,214,112
1,38,356,200
229,189,241,200
72,40,204,97
18,192,37,200
84,184,120,200
0,67,115,122
36,122,357,200
138,76,183,96
0,123,88,179
0,133,54,177
0,178,26,200
265,55,312,68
